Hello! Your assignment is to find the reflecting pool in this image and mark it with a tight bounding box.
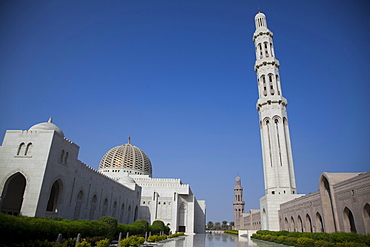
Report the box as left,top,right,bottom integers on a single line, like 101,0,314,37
155,233,288,247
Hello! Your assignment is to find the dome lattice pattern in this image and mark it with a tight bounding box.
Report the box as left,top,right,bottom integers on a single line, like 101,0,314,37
99,144,152,176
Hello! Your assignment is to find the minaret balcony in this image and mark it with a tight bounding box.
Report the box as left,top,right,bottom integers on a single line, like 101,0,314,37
254,58,280,71
252,30,274,42
256,97,288,110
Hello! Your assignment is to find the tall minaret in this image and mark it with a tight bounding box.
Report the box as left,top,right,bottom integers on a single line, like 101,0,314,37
253,11,302,230
233,176,245,230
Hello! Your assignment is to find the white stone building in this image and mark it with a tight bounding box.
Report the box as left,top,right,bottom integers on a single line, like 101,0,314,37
99,141,206,234
0,118,205,234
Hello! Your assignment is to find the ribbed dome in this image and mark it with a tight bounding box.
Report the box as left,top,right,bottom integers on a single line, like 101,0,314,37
99,142,152,177
29,117,64,137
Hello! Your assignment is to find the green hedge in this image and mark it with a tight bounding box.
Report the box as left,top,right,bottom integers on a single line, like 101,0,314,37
0,213,110,246
251,230,370,247
147,232,184,243
224,230,238,235
0,213,171,246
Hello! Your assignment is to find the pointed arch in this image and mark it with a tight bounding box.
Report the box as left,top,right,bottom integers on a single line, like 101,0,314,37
64,152,69,164
60,150,65,163
284,217,289,231
306,214,313,232
102,198,109,216
178,202,187,232
89,194,98,220
17,143,25,155
319,175,336,232
120,203,125,223
25,142,32,156
112,201,117,218
316,212,324,232
261,75,267,96
290,216,295,232
127,205,131,223
46,179,63,213
73,190,84,219
343,207,357,233
0,172,26,215
297,215,303,232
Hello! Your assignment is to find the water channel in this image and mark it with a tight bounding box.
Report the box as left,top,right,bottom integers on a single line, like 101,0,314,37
154,233,288,247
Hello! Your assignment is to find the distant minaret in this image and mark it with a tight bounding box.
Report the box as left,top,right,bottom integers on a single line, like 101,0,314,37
233,176,245,230
253,11,301,230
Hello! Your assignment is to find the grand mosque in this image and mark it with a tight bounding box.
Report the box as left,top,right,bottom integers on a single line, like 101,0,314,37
233,11,370,235
0,9,369,236
0,118,206,234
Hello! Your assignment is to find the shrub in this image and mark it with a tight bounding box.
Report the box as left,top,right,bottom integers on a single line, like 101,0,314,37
168,232,184,238
315,240,335,247
261,234,272,240
158,234,168,241
95,238,110,247
119,236,144,247
76,240,91,247
285,237,297,245
297,237,315,246
149,220,165,235
134,219,149,232
147,235,159,242
269,235,277,242
147,234,168,242
251,233,261,239
98,216,117,238
276,235,287,243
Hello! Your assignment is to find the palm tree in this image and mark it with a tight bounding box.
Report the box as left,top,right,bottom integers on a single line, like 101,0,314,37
222,220,228,230
207,221,214,230
215,222,221,230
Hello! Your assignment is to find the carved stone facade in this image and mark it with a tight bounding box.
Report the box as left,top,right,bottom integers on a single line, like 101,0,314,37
279,172,370,235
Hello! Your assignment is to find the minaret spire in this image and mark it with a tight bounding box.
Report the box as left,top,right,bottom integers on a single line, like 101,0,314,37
233,176,245,230
253,11,300,231
128,133,131,144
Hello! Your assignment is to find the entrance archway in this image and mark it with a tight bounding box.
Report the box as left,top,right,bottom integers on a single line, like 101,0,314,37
0,173,26,215
297,215,303,232
343,207,356,233
46,180,62,213
290,217,295,232
316,212,324,232
320,175,336,232
284,217,289,231
178,203,186,232
306,214,313,232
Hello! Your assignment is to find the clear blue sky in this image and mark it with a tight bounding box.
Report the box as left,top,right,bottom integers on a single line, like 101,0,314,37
1,0,369,224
